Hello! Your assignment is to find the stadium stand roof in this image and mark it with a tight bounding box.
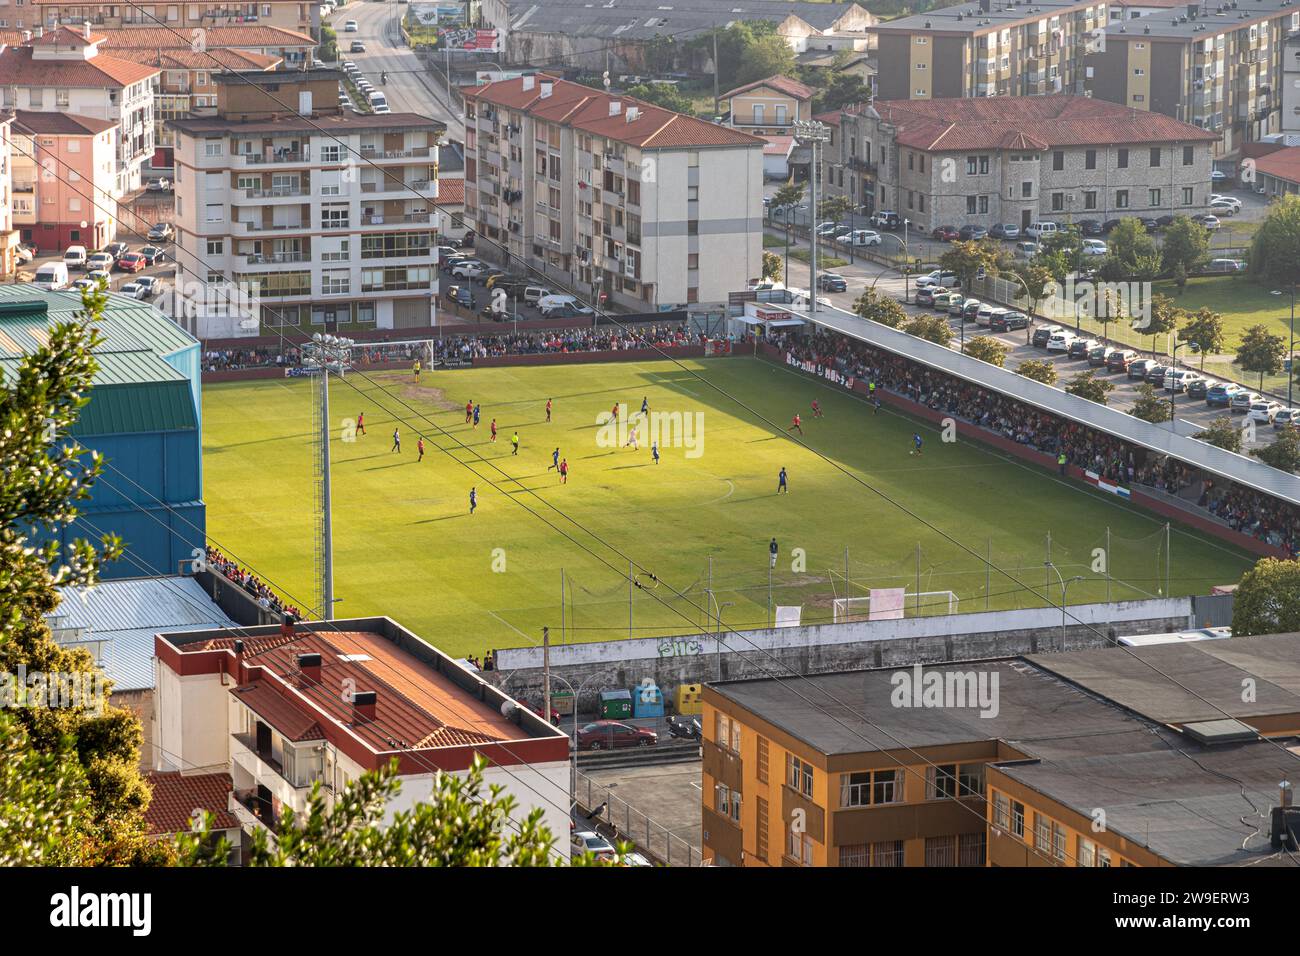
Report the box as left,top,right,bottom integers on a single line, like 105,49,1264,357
784,302,1300,508
52,576,237,693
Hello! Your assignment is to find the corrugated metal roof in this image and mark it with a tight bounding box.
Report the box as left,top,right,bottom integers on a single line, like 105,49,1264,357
52,576,237,692
71,380,197,435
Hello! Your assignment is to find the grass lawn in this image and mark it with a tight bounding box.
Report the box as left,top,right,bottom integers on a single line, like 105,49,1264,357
1153,275,1294,349
763,233,785,248
202,358,1253,657
789,248,848,268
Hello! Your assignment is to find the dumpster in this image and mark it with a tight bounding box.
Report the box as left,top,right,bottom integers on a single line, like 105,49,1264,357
676,683,703,715
632,682,664,718
551,690,574,717
599,689,632,720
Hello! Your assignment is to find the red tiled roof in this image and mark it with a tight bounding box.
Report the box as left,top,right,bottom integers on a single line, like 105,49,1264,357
120,47,281,71
232,681,327,741
437,177,465,205
13,110,116,136
465,74,762,149
1253,147,1300,186
0,47,160,88
144,772,241,835
761,135,794,156
91,25,316,49
812,111,842,126
869,96,1217,151
28,25,108,46
721,75,816,103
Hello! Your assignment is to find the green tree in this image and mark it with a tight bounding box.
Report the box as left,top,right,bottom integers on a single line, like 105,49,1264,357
939,240,1003,296
1234,323,1287,392
0,286,169,866
852,287,906,328
696,21,795,90
320,25,338,62
762,250,782,283
1133,292,1181,357
964,335,1009,367
735,33,796,87
1064,369,1115,405
903,313,954,346
1098,218,1161,281
0,712,93,866
1015,263,1055,311
1016,359,1059,385
771,180,805,238
1129,382,1172,423
625,83,694,115
818,195,853,226
1252,426,1300,473
811,72,871,114
179,756,590,867
1230,557,1300,636
1179,307,1226,370
1195,415,1243,453
1247,193,1300,288
1160,216,1210,280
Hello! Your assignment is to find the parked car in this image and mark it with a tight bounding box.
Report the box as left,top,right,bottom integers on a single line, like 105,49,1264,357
960,299,984,323
1195,214,1222,231
930,291,959,311
1210,193,1242,213
815,221,840,237
914,286,936,307
14,243,35,264
1154,215,1176,229
1025,221,1058,239
1244,399,1282,424
1032,324,1063,348
571,831,617,861
1145,364,1171,387
1101,219,1123,234
1165,369,1202,393
915,269,960,289
1185,377,1210,400
818,273,847,292
543,304,595,319
1203,258,1247,274
86,251,115,271
146,222,174,242
1231,390,1263,414
139,245,167,265
576,720,657,751
1046,330,1078,352
1211,169,1229,184
1127,358,1160,380
667,715,702,741
1087,344,1111,367
522,285,552,306
1081,239,1108,257
145,178,172,192
116,252,146,272
33,261,70,291
103,241,129,260
870,210,901,230
1077,219,1104,237
990,310,1030,332
1105,349,1139,372
1273,408,1300,430
133,276,160,298
931,225,960,241
976,304,1002,327
1013,240,1040,259
1208,199,1238,216
63,245,88,269
1138,217,1161,231
835,229,882,247
989,223,1020,240
1068,337,1100,359
344,19,358,30
1206,382,1244,407
118,280,149,300
958,224,988,241
86,268,111,285
450,260,486,279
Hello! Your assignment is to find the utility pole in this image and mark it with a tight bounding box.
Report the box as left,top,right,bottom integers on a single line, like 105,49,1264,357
305,333,353,621
542,626,552,726
712,23,720,118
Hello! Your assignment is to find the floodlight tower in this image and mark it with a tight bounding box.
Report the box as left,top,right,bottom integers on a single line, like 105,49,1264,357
303,333,354,620
794,120,831,322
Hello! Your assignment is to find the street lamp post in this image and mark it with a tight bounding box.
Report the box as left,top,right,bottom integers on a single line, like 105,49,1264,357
1271,285,1297,408
702,588,735,682
794,120,831,324
1044,562,1084,643
1170,340,1190,430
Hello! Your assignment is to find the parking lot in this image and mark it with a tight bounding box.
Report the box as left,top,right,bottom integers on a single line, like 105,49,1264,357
437,249,593,325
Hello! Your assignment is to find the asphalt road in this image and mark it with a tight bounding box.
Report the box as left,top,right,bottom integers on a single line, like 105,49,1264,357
331,0,462,133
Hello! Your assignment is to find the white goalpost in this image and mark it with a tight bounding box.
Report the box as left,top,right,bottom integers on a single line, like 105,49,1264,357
832,590,959,622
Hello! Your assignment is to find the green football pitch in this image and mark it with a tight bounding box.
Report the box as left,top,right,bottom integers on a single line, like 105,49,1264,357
201,356,1253,658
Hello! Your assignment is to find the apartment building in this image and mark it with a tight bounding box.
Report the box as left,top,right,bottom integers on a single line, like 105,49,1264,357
702,632,1300,867
462,73,764,311
720,75,816,136
1284,30,1300,132
0,24,158,194
11,110,118,250
823,95,1215,229
1087,0,1300,155
170,70,444,338
153,617,572,855
873,0,1108,100
30,1,316,34
0,115,16,272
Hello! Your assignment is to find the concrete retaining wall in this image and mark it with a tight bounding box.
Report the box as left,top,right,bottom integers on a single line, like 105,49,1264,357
488,597,1194,710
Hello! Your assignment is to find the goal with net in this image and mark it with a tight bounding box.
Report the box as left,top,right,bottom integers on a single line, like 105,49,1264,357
832,590,960,623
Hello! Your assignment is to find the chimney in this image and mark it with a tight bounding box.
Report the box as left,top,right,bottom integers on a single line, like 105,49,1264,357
1283,780,1295,808
83,20,91,41
297,652,322,685
609,100,622,116
352,689,377,723
522,73,535,91
233,639,245,682
540,79,553,98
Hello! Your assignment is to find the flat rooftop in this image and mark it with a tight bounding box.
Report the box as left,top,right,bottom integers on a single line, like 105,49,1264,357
1028,632,1300,726
875,0,1095,35
992,738,1300,865
1101,0,1299,38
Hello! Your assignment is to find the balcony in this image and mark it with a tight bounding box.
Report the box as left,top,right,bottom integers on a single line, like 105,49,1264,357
244,252,310,265
847,156,877,175
360,146,432,161
242,185,308,200
237,220,308,235
239,150,311,166
360,212,431,226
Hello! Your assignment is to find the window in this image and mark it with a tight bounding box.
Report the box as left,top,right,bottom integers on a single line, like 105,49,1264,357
925,764,958,800
1149,147,1161,167
967,195,977,215
687,253,699,270
872,769,900,805
1051,192,1064,212
787,754,813,797
1117,148,1128,169
756,797,769,860
925,835,958,867
841,771,871,808
841,769,902,807
687,185,698,201
1084,190,1097,210
55,89,69,108
1116,189,1129,209
1183,145,1195,166
206,239,224,256
1182,186,1194,206
958,764,984,798
688,220,698,236
204,139,223,158
756,736,769,783
788,827,813,865
966,155,978,175
321,145,342,163
715,713,729,749
1021,181,1032,198
1085,149,1096,170
839,841,904,867
1149,188,1161,207
1052,150,1064,171
205,203,223,223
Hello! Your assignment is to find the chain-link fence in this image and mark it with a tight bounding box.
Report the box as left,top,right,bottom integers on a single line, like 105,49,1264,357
573,768,702,866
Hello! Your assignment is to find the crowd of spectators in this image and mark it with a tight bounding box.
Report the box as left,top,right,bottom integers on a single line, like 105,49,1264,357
774,328,1300,556
428,324,695,362
203,348,299,371
204,546,303,620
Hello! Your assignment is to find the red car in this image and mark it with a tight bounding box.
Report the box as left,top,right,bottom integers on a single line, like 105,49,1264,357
931,225,960,241
576,720,657,751
116,252,146,272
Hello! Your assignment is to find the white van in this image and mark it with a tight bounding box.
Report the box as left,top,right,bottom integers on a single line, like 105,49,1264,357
63,245,88,269
33,261,70,290
368,92,390,114
975,304,997,327
523,286,552,306
1025,221,1058,240
537,293,577,313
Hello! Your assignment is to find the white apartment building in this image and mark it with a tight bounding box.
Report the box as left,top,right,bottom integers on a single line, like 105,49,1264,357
463,74,765,311
169,70,443,338
0,24,158,194
153,618,573,856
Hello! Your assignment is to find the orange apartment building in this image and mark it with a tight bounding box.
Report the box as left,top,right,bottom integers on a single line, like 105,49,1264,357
11,109,118,250
29,1,316,35
702,633,1300,867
